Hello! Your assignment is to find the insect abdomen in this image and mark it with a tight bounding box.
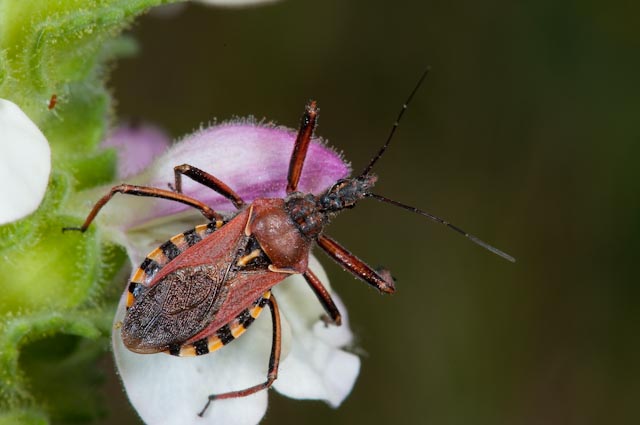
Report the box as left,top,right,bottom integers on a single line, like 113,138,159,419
165,292,271,357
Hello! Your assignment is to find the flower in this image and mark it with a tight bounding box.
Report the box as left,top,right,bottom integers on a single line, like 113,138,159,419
0,99,51,225
113,257,359,425
93,120,358,424
101,122,171,179
86,121,349,265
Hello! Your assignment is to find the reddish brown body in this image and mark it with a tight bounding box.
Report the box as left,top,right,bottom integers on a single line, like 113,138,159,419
120,182,372,356
121,198,316,356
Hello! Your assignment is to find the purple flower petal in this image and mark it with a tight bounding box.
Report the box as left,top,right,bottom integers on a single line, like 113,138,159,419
102,123,171,179
125,120,350,229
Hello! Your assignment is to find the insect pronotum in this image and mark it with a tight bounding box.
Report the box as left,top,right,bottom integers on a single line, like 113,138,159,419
64,68,514,417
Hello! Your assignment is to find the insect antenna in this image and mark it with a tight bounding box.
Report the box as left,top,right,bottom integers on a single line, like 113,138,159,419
365,193,516,262
359,66,431,177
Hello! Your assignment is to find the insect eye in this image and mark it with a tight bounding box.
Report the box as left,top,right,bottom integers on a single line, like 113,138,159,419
329,179,349,193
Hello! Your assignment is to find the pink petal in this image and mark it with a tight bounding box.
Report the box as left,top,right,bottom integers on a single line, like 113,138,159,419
102,123,171,179
125,121,350,229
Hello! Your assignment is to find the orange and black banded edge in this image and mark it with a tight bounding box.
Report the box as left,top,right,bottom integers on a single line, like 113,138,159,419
126,222,220,308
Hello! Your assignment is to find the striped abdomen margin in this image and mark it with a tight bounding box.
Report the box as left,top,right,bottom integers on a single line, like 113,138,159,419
126,222,220,308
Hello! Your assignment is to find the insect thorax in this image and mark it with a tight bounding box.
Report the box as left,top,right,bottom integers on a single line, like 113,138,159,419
285,174,378,239
285,193,326,239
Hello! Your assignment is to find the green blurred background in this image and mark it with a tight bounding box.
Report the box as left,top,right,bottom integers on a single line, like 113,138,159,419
102,0,639,424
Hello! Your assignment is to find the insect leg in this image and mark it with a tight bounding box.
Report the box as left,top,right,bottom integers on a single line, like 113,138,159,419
317,234,396,294
63,184,223,232
303,269,342,326
286,101,318,194
198,295,282,417
173,164,245,209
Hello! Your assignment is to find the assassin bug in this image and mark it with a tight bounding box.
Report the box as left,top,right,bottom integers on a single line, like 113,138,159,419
64,68,514,417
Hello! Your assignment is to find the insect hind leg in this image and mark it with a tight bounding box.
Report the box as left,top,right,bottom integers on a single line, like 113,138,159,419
317,234,396,294
198,294,282,417
303,269,342,326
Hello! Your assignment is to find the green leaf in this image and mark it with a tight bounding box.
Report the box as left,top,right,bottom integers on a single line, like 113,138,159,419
0,409,48,425
0,0,176,164
20,335,109,423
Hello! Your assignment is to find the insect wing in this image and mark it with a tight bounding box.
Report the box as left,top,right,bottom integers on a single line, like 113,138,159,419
147,209,250,283
121,207,291,353
184,268,287,345
122,263,230,353
122,210,250,353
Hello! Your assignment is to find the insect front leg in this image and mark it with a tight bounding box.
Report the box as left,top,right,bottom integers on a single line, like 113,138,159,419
317,234,396,294
303,269,342,326
63,184,223,232
286,101,318,194
172,164,245,209
198,294,282,417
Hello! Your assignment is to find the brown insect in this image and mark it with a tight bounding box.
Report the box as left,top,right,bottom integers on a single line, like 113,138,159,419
64,69,514,417
48,94,57,110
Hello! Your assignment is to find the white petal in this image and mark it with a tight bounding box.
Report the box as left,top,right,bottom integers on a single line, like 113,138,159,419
113,290,292,425
0,99,51,225
273,256,361,407
113,257,360,423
